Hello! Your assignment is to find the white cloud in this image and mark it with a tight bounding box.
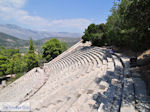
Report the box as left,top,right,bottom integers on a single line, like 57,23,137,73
49,19,92,30
0,0,92,32
0,0,27,20
0,0,26,8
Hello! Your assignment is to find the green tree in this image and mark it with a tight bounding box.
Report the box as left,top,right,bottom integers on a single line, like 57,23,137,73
26,39,39,71
28,38,35,53
42,38,63,62
0,55,8,76
82,23,106,46
0,48,19,58
82,0,150,52
25,53,39,71
121,0,150,51
105,0,150,51
82,24,97,43
7,53,28,74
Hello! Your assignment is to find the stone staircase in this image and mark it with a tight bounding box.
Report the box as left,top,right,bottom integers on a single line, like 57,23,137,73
0,41,149,112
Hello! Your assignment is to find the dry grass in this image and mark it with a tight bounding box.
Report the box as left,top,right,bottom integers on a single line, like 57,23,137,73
138,49,150,59
137,49,150,95
137,49,150,66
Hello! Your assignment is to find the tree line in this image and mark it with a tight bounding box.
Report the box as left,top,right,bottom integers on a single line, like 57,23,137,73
0,38,67,77
82,0,150,52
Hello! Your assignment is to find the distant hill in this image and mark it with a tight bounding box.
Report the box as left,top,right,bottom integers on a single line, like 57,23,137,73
0,32,28,49
0,24,82,40
36,37,81,47
0,32,81,52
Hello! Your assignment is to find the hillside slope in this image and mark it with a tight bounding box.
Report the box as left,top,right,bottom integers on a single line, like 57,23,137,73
36,37,81,48
0,24,82,40
0,41,149,112
0,32,81,52
0,32,28,48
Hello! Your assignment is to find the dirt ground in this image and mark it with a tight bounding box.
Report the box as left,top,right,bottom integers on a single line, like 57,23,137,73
137,50,150,95
112,47,150,95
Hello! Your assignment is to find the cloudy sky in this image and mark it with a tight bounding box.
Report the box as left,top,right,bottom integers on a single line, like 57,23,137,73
0,0,114,33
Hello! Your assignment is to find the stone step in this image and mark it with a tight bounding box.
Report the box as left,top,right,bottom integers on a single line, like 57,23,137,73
133,77,150,112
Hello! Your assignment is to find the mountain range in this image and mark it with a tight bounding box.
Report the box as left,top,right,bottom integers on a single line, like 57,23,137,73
0,31,81,53
0,32,28,48
0,24,82,40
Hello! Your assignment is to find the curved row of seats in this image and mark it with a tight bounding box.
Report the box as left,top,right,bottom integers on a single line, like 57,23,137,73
0,67,48,103
0,43,125,112
0,41,149,112
19,45,104,111
64,52,124,112
22,43,125,112
48,47,105,72
0,41,132,112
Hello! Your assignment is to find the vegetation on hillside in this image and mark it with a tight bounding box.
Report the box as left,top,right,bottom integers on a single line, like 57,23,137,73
82,0,150,52
0,37,68,78
0,32,29,49
0,39,39,77
0,31,80,53
25,39,40,71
